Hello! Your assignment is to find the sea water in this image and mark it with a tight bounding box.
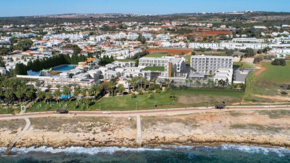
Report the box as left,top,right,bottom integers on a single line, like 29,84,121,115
1,144,290,163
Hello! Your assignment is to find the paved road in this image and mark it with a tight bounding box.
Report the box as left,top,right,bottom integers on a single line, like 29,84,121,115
136,115,142,146
0,105,289,120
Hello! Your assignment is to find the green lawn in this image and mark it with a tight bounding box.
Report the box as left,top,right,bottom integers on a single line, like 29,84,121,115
0,107,20,115
244,61,290,101
257,62,290,84
185,55,191,65
26,88,244,112
144,54,171,58
143,66,165,71
234,62,256,69
98,88,244,110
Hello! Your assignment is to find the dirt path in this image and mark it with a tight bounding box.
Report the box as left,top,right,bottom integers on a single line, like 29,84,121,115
254,63,266,76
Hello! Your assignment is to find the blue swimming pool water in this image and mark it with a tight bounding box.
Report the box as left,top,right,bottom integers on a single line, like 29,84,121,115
51,65,75,71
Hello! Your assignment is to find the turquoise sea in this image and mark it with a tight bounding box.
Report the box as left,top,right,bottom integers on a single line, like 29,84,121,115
1,145,290,163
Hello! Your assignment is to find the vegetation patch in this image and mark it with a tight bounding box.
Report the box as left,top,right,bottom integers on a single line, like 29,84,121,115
143,66,165,71
230,123,283,132
255,110,290,119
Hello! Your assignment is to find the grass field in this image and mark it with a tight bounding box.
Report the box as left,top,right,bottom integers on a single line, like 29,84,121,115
256,62,290,84
244,61,290,101
143,66,165,71
26,88,244,112
233,62,256,69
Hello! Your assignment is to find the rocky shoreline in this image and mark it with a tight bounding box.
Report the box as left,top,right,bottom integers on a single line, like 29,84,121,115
1,110,290,150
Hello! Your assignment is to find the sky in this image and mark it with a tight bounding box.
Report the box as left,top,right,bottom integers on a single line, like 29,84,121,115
0,0,289,17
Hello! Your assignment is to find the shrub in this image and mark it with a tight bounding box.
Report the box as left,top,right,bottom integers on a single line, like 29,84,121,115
271,59,286,66
131,93,136,98
156,89,161,93
281,91,288,95
148,93,154,99
138,90,143,95
148,90,153,94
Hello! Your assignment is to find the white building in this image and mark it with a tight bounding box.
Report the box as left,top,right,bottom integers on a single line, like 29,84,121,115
190,55,233,75
156,33,170,41
213,68,233,85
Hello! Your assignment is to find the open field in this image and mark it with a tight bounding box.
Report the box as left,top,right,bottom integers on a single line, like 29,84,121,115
25,88,244,112
244,61,290,102
97,88,244,111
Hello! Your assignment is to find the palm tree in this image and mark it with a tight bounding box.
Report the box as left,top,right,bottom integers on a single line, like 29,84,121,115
35,81,41,89
45,92,53,103
4,89,14,107
16,85,26,104
196,80,201,87
62,87,71,99
117,84,125,97
94,84,103,97
164,78,170,88
108,82,115,96
189,79,193,87
54,89,61,103
81,87,88,99
26,89,34,102
47,84,52,90
36,89,45,101
56,84,61,90
73,87,80,99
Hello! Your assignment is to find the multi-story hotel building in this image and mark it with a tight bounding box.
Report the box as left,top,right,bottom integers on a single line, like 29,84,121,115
190,55,233,75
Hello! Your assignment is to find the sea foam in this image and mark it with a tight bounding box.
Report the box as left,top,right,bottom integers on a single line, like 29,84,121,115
9,146,162,155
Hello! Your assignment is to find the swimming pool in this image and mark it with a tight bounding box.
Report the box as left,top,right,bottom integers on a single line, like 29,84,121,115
51,65,75,71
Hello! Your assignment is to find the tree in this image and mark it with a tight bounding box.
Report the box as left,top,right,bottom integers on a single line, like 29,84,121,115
196,80,201,87
135,60,139,67
131,93,136,98
242,48,255,57
189,79,193,87
36,89,45,101
164,78,170,88
81,87,88,98
26,89,34,102
62,87,71,99
271,59,286,66
117,84,125,97
108,82,115,96
148,93,154,99
16,85,26,103
54,89,61,103
73,88,80,98
4,89,14,105
45,92,53,103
